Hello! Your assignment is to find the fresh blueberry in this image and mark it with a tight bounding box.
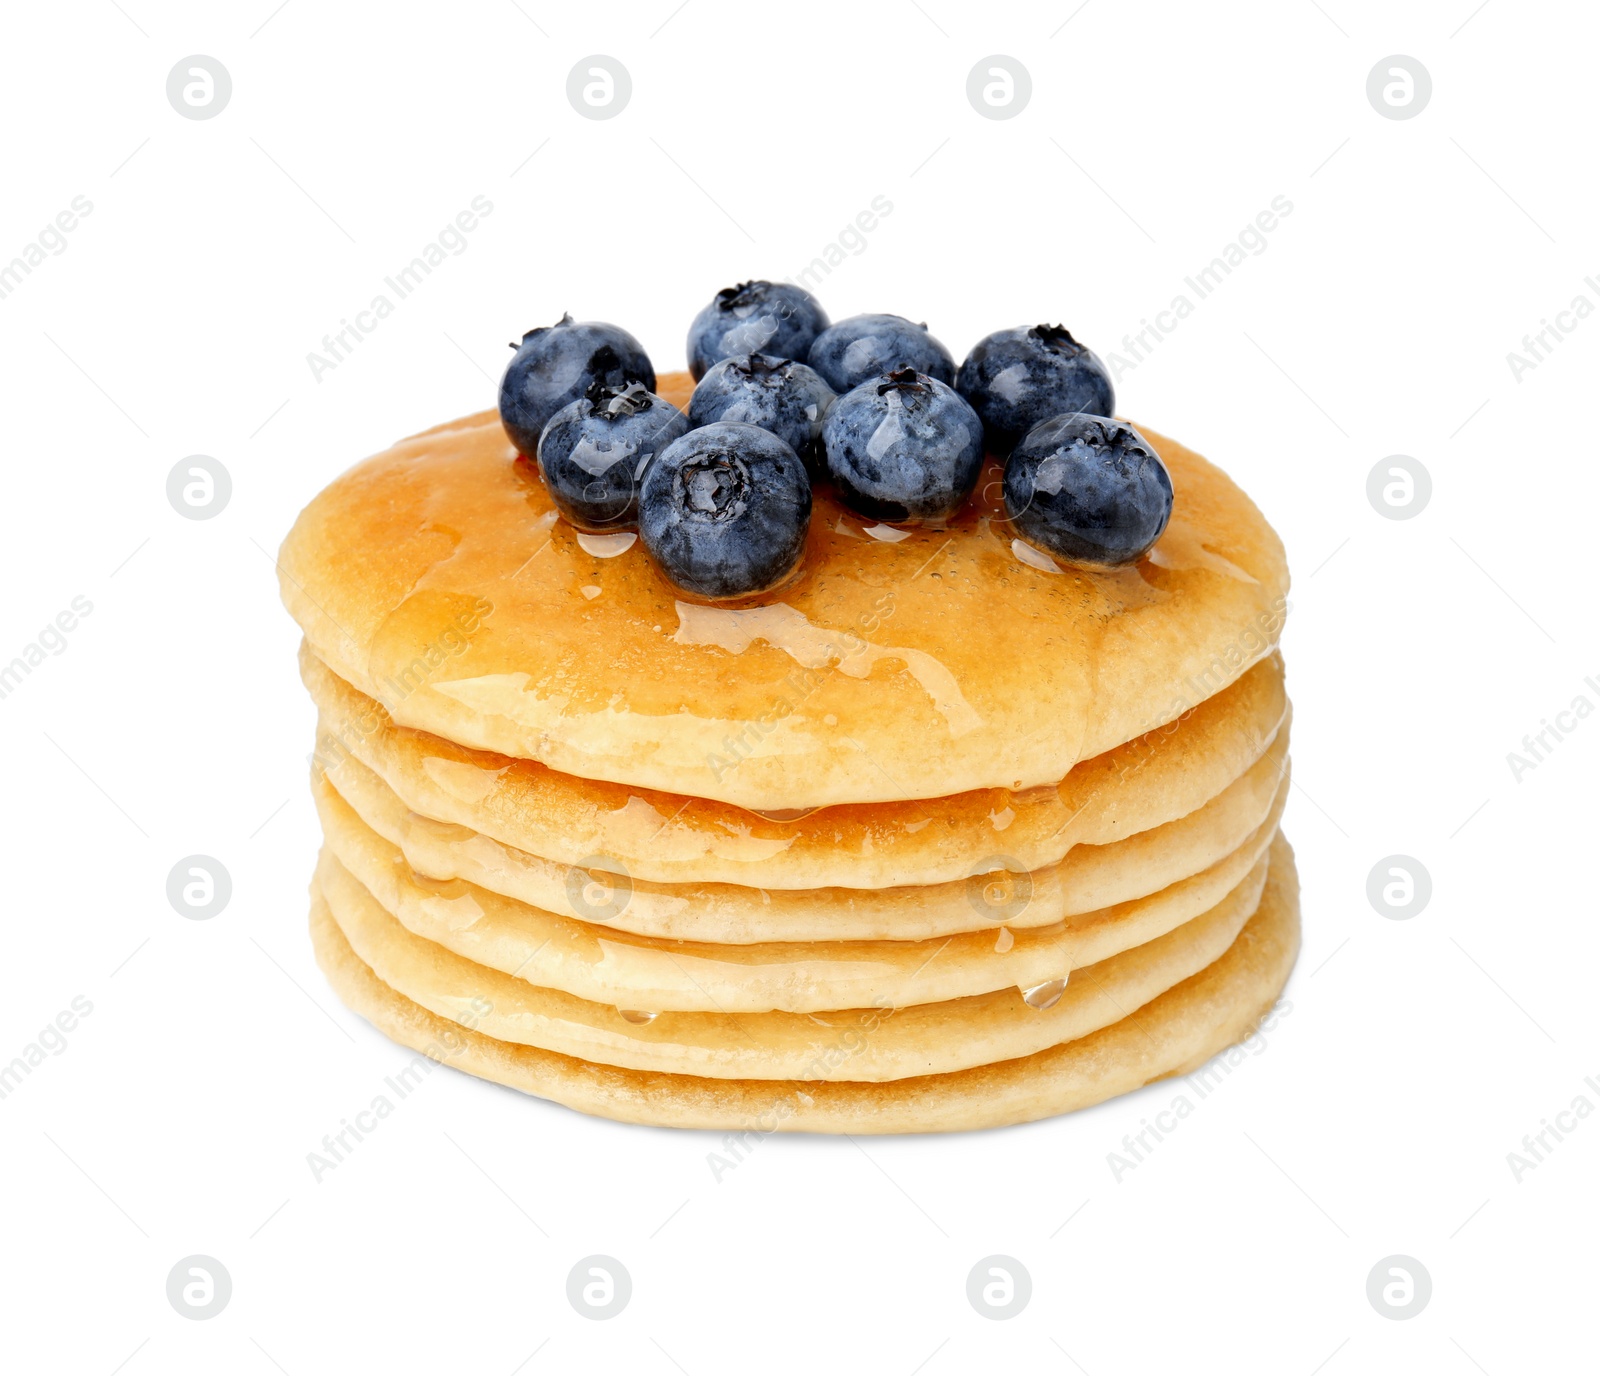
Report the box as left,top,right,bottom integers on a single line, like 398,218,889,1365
499,314,655,455
536,382,688,532
957,324,1114,455
821,368,984,523
639,422,812,600
688,354,836,473
806,313,956,394
686,281,829,380
1003,414,1172,568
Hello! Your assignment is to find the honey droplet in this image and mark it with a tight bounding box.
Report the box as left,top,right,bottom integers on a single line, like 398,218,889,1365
618,1009,658,1025
575,530,637,558
994,927,1015,953
1021,975,1068,1010
1011,538,1063,574
864,523,912,544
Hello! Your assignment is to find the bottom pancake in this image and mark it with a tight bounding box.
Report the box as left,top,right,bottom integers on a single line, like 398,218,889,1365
308,834,1300,1133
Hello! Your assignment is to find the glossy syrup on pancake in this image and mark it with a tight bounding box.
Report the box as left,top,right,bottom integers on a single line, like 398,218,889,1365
303,639,1288,890
279,373,1289,809
315,752,1285,948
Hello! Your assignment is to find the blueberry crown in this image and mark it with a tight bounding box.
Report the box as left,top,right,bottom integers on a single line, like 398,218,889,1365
1028,323,1083,354
510,312,574,349
676,453,751,521
729,353,788,380
715,281,767,310
875,366,933,398
1076,418,1152,459
585,378,655,417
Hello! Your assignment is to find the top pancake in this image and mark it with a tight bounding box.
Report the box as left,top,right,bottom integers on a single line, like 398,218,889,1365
278,372,1288,809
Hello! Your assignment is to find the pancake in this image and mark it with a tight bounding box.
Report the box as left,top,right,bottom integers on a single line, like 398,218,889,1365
304,641,1288,889
308,833,1300,1131
286,373,1300,1132
314,838,1270,1082
315,771,1274,1015
319,753,1284,950
322,726,1288,944
278,378,1290,809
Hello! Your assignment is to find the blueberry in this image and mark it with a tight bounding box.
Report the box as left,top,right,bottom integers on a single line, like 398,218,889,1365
1003,414,1172,568
499,314,655,455
806,313,956,394
686,281,829,380
688,354,836,473
956,324,1115,456
639,422,812,600
821,368,984,523
536,382,688,532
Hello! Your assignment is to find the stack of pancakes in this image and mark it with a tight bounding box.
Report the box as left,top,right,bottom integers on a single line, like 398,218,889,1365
278,372,1298,1133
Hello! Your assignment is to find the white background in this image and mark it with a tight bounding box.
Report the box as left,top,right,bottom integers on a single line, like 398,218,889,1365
1,1,1595,1371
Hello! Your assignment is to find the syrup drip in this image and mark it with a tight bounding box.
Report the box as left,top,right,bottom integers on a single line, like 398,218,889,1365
575,530,637,558
1020,975,1068,1010
1011,537,1062,573
863,523,913,543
